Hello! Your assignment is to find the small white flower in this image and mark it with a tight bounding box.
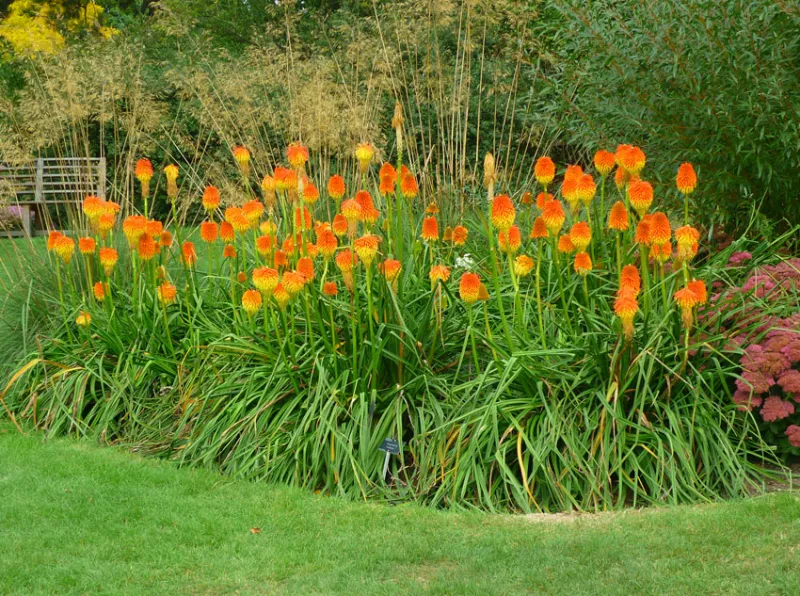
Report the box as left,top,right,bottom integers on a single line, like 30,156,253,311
455,254,474,269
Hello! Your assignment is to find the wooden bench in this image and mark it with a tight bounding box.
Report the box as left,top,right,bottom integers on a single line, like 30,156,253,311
0,157,106,237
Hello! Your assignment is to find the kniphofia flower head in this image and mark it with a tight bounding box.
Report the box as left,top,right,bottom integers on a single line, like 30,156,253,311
674,286,699,328
541,200,565,235
47,230,63,251
379,175,395,197
608,201,629,231
286,142,309,171
297,257,314,282
557,234,575,254
400,172,418,198
75,311,91,327
158,282,177,306
253,267,279,296
355,191,379,226
490,194,516,232
200,221,219,243
576,174,596,207
530,216,549,240
355,142,375,173
498,225,521,254
202,186,221,212
443,226,453,242
379,162,398,184
676,163,697,195
53,235,75,264
614,291,639,340
78,237,96,255
295,206,312,230
237,271,247,284
564,164,584,183
164,164,179,198
323,281,338,297
135,158,153,183
536,192,553,210
99,247,118,275
273,283,291,310
521,192,534,206
594,150,615,176
614,167,629,190
429,264,451,287
328,175,346,201
421,216,439,242
93,281,106,302
569,221,592,252
82,195,104,221
452,225,468,246
574,251,592,275
649,212,672,246
675,225,700,261
261,175,277,209
222,244,237,259
688,279,707,305
459,272,481,304
620,265,641,296
122,215,147,246
514,255,534,278
635,215,652,246
242,289,262,315
628,179,654,217
316,229,338,260
332,214,348,237
256,235,275,257
302,181,319,205
138,234,156,261
617,145,645,175
182,241,197,268
220,222,235,243
282,271,306,296
379,259,402,285
335,248,358,273
534,156,555,187
233,145,251,175
146,219,163,240
354,234,380,267
651,241,672,264
242,200,264,225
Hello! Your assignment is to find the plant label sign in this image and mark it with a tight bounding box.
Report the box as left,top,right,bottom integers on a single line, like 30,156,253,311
379,438,400,454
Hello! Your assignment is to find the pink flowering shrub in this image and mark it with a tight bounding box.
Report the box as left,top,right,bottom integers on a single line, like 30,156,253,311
712,258,800,455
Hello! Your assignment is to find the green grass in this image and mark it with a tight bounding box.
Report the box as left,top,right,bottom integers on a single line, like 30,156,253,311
2,424,800,595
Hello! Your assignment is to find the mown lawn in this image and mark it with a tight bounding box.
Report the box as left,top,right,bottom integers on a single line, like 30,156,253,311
1,425,799,595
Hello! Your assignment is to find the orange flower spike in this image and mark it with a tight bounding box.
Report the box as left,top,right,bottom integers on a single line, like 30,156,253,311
220,222,235,243
242,200,265,225
272,283,291,310
182,241,197,268
164,164,179,198
608,201,629,231
261,175,277,210
498,225,521,254
577,174,597,207
676,162,697,195
82,195,104,221
674,286,699,328
237,271,248,284
421,216,439,242
302,181,320,205
521,192,534,206
241,289,262,316
252,267,279,296
651,242,672,264
75,311,91,327
379,175,395,197
316,229,338,260
541,200,566,235
355,142,375,173
534,156,556,187
530,216,549,240
78,237,96,255
146,220,163,240
459,272,481,304
200,221,219,243
295,206,312,231
490,194,516,232
201,186,221,213
628,179,654,217
282,271,306,296
618,145,646,175
334,248,358,273
379,162,398,183
635,215,652,246
620,265,642,296
649,212,672,246
355,190,379,226
286,142,309,171
379,259,402,286
138,235,157,262
675,225,700,261
594,150,615,177
569,221,592,252
429,264,451,288
297,257,315,282
47,230,63,251
614,292,639,340
354,234,381,267
614,167,629,191
99,247,118,275
513,255,534,278
93,281,106,302
561,178,580,213
452,225,468,246
332,214,348,238
53,235,75,264
256,235,275,257
574,251,592,275
688,279,707,305
328,175,346,201
563,164,584,183
536,192,553,210
425,202,439,215
97,214,115,238
400,172,418,199
222,244,237,259
323,281,338,297
557,234,575,254
135,159,154,198
158,282,177,306
122,215,147,246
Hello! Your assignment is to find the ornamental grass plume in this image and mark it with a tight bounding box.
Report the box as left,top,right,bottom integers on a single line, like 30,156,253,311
514,255,534,278
164,164,179,198
202,186,221,213
200,221,219,243
135,158,154,199
241,289,262,315
569,221,592,252
421,216,439,242
328,175,346,201
608,201,629,231
459,272,481,303
233,146,251,176
530,216,549,240
628,179,654,217
99,247,118,275
354,234,380,266
286,142,309,172
53,235,75,264
78,237,96,255
182,241,197,268
594,150,615,177
429,264,451,287
253,267,279,296
541,199,565,235
534,156,555,187
355,143,375,174
452,225,468,246
490,194,516,232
